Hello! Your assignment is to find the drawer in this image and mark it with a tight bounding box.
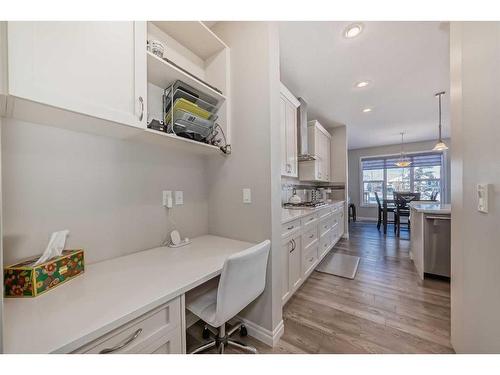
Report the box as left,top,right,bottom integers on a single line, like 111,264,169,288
319,216,333,237
76,297,182,354
302,226,318,249
318,207,332,220
282,219,301,239
319,229,333,259
302,243,318,275
301,213,318,229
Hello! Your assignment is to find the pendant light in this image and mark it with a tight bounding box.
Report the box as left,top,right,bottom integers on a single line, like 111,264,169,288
433,91,448,151
395,132,412,167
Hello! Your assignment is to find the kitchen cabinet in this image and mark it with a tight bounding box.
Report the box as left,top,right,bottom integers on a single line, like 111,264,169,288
298,120,332,182
281,202,345,306
6,21,147,130
280,83,300,177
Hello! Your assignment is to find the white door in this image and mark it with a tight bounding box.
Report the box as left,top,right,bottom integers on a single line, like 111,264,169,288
285,99,298,177
281,239,292,304
289,234,302,291
280,96,288,176
7,21,147,129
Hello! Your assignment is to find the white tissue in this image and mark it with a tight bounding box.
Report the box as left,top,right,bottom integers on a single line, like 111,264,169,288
33,230,70,266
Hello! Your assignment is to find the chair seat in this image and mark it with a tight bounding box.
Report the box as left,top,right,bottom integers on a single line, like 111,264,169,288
185,277,220,327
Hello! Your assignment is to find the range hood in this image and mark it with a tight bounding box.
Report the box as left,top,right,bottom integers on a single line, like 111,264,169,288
297,98,317,161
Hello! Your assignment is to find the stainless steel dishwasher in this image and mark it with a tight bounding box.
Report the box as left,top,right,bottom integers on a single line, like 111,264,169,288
424,215,451,277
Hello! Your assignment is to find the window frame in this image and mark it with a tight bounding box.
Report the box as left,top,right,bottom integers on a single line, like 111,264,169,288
359,151,445,207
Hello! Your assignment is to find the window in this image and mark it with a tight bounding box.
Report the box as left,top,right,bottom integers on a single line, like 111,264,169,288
361,152,444,206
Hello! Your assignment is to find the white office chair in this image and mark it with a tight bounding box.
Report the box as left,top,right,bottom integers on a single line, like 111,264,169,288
186,240,271,354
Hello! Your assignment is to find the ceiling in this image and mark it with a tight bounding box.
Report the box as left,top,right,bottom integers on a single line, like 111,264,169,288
279,22,450,150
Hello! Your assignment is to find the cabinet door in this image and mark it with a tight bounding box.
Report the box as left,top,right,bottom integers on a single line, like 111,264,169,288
284,98,298,177
323,134,331,182
280,96,288,176
289,234,302,291
281,239,292,304
7,21,147,129
338,207,345,238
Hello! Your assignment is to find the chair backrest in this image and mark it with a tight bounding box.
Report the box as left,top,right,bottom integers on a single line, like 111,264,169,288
394,192,421,208
215,240,271,325
374,191,382,209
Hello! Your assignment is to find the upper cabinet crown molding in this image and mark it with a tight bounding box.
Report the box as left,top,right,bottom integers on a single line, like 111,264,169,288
280,83,300,108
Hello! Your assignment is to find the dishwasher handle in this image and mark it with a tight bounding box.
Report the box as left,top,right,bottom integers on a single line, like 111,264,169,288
426,216,451,220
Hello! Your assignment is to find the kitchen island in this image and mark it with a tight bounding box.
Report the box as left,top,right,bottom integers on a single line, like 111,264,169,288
409,202,451,280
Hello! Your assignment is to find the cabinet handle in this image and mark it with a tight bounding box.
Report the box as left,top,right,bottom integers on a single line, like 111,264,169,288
309,234,314,239
99,328,143,354
289,239,296,253
138,96,144,121
308,257,314,262
287,225,294,230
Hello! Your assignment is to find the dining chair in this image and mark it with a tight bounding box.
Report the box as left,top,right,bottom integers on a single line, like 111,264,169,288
430,191,439,201
375,192,396,232
393,192,421,236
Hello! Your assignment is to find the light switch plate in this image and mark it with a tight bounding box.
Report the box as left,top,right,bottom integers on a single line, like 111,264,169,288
175,191,184,205
243,188,252,204
477,184,489,213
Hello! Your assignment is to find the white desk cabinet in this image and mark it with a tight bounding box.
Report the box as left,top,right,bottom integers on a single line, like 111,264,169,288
280,83,300,177
7,21,147,129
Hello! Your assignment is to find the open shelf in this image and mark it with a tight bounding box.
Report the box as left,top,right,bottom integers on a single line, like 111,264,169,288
150,21,226,60
134,128,222,156
147,51,226,103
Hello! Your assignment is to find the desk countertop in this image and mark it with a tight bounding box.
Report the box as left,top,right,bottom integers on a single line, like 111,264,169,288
4,235,254,354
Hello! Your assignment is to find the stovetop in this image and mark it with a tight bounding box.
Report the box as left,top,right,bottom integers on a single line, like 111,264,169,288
283,201,328,210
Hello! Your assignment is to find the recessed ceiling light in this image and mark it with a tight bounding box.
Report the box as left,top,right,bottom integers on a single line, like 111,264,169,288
355,80,370,88
362,108,373,113
344,23,363,39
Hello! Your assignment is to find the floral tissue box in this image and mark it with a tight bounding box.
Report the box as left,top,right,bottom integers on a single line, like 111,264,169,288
3,249,85,297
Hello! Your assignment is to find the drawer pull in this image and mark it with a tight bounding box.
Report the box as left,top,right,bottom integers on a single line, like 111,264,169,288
309,234,314,239
99,328,143,354
308,217,314,222
289,239,296,253
287,225,294,230
308,257,314,262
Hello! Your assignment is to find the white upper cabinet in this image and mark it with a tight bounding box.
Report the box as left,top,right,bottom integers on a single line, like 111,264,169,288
299,120,332,182
280,83,299,177
7,21,147,129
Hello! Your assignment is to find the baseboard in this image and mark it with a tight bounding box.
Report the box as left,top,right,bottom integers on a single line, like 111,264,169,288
355,216,378,222
234,316,284,347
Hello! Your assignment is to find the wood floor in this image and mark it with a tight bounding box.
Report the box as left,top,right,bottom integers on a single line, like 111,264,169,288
186,220,454,354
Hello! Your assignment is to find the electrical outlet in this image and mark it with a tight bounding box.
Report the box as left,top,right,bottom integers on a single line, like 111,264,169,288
175,191,184,205
162,191,173,208
243,188,252,204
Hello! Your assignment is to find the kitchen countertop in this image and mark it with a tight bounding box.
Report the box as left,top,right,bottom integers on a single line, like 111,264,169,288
282,200,345,224
3,235,254,354
409,202,451,214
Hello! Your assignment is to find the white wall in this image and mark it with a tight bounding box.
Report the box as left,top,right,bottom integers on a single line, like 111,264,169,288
450,22,500,353
208,22,283,334
2,118,209,265
348,139,451,220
